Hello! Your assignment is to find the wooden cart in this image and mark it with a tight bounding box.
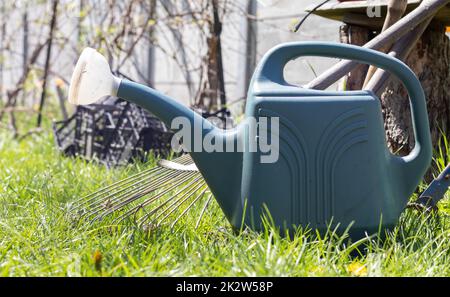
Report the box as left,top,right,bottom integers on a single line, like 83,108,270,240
308,0,450,157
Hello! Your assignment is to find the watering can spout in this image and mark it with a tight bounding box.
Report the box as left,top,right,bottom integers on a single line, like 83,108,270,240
116,79,245,224
68,47,244,225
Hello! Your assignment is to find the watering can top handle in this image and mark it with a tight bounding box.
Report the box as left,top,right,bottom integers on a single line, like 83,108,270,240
254,41,432,164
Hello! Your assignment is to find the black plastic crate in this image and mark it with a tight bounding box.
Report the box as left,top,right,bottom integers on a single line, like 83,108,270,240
52,96,174,167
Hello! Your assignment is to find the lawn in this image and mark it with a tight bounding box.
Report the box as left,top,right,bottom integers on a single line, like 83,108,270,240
0,128,449,276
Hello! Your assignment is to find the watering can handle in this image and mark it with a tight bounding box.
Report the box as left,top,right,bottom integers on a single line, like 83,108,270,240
254,41,431,172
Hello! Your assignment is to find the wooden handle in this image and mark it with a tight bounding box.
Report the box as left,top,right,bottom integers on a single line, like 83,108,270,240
363,0,408,88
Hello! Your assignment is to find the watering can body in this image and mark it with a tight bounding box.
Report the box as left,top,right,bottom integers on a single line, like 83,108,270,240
242,92,395,235
69,42,432,239
236,42,432,237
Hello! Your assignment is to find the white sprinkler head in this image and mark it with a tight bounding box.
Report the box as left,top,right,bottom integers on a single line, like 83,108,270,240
68,47,121,105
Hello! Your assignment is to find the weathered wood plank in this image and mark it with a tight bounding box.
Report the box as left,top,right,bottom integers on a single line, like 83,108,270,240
308,0,450,26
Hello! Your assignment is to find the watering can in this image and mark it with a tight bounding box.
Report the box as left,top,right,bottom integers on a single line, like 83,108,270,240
68,42,432,238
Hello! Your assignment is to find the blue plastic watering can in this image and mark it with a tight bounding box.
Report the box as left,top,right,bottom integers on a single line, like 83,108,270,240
68,42,432,238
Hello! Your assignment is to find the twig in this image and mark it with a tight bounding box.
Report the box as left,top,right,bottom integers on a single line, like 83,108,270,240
16,127,43,142
211,0,227,108
293,0,332,32
0,40,48,121
36,0,58,127
160,0,195,100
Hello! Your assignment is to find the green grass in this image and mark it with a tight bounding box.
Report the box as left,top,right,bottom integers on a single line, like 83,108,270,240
0,129,449,276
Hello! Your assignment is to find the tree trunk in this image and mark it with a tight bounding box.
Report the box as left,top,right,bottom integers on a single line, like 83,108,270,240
380,24,450,156
198,0,226,112
340,24,371,91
